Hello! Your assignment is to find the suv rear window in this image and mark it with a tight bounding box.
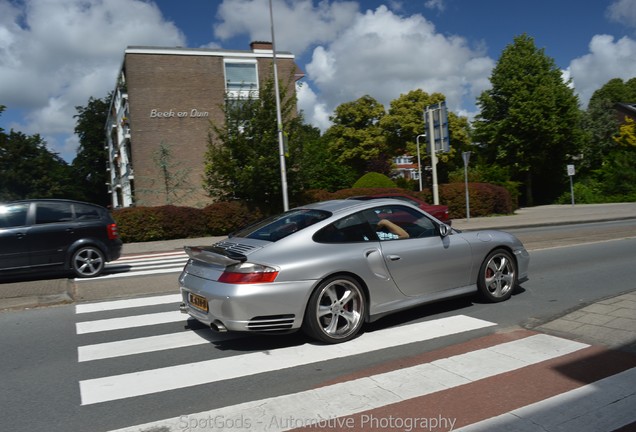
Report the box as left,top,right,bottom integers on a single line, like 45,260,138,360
74,203,102,220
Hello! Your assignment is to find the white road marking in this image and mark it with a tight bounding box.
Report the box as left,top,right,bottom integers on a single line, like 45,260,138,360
75,311,185,334
79,315,496,405
75,294,182,314
78,331,209,362
105,334,589,431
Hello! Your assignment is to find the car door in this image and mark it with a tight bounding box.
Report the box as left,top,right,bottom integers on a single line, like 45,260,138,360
28,201,76,267
0,203,31,270
364,205,473,297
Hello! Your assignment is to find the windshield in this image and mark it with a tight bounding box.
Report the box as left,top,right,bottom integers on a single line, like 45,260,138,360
232,209,331,242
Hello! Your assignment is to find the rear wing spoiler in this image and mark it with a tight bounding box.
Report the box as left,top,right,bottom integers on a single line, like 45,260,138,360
184,246,247,267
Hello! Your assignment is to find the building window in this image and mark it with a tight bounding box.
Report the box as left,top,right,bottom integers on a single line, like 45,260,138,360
225,62,258,93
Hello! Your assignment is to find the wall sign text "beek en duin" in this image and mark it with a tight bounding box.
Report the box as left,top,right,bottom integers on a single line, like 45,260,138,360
149,109,209,118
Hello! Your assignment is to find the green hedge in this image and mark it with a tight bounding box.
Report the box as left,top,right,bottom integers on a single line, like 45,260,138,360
303,183,513,219
112,202,262,243
112,183,511,242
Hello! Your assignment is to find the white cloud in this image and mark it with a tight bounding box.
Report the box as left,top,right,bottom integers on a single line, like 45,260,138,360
606,0,636,28
0,0,185,160
296,82,331,131
567,34,636,107
214,0,359,55
304,5,493,125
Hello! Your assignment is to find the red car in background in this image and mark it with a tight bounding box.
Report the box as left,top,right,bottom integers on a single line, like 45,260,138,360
348,193,451,225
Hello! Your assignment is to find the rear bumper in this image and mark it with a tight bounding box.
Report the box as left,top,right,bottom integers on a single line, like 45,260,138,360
179,271,316,333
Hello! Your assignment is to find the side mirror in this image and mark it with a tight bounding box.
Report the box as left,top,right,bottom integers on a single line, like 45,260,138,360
438,223,451,237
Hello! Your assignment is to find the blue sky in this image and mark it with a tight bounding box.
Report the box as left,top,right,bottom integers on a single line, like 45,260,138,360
1,0,636,162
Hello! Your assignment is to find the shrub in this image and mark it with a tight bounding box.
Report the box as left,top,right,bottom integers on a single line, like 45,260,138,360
353,172,396,188
112,207,167,243
201,201,263,235
441,183,512,218
113,202,261,243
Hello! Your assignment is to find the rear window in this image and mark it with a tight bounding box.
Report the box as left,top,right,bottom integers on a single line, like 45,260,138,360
0,203,29,228
232,209,331,242
74,203,102,220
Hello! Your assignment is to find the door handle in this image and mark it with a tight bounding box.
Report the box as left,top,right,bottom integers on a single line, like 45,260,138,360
387,255,401,261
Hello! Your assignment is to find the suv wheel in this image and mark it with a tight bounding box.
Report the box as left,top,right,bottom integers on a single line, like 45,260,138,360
71,246,105,278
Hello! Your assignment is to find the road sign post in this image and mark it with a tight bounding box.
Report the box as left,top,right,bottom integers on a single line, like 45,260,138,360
567,164,575,206
463,151,471,220
424,102,449,205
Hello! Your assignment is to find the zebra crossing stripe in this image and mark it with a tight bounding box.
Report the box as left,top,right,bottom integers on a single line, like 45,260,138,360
76,311,185,334
105,334,589,432
79,315,497,405
75,294,182,314
78,331,210,362
75,267,185,281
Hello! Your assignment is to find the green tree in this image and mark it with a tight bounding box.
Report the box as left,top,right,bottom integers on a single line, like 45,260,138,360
473,34,582,206
72,94,112,206
581,77,636,172
204,74,307,214
294,124,357,192
380,89,445,155
0,129,77,200
324,95,389,177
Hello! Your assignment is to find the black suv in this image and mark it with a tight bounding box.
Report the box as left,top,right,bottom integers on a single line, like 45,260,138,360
0,199,123,278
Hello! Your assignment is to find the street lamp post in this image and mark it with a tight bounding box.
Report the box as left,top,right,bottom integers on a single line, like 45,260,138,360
416,134,426,192
269,0,289,211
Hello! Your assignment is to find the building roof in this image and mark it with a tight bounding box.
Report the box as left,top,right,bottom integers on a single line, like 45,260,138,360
125,45,295,59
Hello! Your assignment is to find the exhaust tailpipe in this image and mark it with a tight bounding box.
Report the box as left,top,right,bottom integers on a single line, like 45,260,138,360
210,320,228,332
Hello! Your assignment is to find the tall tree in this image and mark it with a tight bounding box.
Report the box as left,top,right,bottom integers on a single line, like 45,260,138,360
0,129,76,200
379,89,472,184
581,77,636,172
473,34,582,206
204,74,308,214
72,94,112,206
324,95,389,177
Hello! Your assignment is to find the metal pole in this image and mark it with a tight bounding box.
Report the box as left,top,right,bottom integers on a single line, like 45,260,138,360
416,134,426,192
269,0,289,211
462,151,471,220
427,108,439,205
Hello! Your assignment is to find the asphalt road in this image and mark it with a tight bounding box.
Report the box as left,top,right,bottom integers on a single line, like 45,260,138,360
0,223,635,432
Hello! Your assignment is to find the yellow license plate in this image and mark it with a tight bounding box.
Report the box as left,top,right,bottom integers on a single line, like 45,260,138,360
188,292,208,312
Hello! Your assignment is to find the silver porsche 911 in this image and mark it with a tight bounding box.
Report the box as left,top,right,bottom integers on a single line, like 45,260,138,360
179,199,529,344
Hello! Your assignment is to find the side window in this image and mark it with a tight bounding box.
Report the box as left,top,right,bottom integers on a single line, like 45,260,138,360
314,213,375,243
363,205,437,240
0,203,29,228
35,202,73,224
74,203,101,220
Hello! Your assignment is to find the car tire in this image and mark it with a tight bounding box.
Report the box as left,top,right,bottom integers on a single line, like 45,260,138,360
71,246,106,278
302,275,366,344
477,248,517,302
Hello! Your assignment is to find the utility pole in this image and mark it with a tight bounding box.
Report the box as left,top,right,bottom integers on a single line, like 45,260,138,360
269,0,289,211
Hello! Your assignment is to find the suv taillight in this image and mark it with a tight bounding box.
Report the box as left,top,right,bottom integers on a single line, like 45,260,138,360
107,223,119,240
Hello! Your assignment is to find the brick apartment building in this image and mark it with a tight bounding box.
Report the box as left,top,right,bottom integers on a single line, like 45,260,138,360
105,42,303,208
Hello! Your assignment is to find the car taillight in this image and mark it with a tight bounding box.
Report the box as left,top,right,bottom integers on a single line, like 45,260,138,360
107,223,119,240
218,263,279,284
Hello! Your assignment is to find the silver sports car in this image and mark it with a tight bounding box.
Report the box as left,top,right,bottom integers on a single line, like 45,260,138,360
179,199,529,344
